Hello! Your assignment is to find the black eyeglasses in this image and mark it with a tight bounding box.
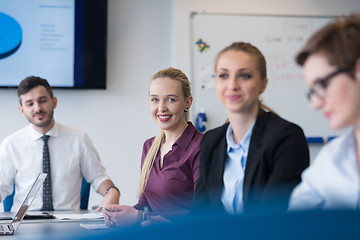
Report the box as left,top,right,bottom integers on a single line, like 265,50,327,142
306,68,347,101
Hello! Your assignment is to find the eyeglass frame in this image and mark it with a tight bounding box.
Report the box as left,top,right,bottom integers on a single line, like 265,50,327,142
306,68,348,101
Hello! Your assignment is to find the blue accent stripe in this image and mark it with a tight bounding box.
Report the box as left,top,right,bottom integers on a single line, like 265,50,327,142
306,137,324,144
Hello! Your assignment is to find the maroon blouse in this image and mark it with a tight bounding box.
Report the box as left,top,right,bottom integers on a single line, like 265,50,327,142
134,122,203,217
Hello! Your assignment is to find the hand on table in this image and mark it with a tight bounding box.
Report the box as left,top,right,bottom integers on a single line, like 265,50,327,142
141,215,170,227
96,187,120,211
103,205,138,228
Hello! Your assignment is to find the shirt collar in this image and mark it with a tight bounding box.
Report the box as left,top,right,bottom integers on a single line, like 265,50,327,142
335,129,356,164
173,122,198,151
226,121,255,152
29,122,60,141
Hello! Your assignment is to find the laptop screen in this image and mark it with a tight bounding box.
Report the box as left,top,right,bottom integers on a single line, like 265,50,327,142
11,173,47,231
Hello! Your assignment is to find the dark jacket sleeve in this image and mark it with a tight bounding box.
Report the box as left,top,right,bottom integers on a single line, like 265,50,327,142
193,124,228,211
244,113,310,212
192,133,213,209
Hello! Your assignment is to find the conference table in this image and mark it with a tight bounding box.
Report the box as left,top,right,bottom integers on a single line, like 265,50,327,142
0,210,119,240
2,209,360,240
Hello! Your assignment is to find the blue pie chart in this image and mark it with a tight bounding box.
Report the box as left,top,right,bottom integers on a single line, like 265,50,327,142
0,12,22,59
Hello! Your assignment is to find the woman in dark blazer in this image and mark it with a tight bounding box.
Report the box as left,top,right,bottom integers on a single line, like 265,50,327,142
193,42,309,214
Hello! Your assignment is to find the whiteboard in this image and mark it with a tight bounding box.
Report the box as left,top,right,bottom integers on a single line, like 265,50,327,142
190,13,343,138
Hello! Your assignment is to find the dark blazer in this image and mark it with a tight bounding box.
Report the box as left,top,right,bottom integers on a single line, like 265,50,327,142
193,109,309,213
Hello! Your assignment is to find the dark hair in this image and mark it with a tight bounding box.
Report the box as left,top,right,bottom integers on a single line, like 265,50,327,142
215,42,267,80
17,76,54,105
296,13,360,76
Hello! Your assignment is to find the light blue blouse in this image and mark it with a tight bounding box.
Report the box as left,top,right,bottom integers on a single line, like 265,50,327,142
221,122,255,214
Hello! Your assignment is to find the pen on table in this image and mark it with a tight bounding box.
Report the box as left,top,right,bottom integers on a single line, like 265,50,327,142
99,205,112,212
100,205,121,212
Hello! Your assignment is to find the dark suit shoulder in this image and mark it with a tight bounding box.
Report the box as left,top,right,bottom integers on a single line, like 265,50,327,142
259,111,305,136
200,123,229,149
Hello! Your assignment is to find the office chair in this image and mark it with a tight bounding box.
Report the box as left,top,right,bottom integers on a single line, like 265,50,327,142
80,177,91,210
3,185,15,212
3,177,90,212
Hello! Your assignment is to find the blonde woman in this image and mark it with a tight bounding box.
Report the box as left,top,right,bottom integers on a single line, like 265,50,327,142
193,42,309,214
104,67,203,227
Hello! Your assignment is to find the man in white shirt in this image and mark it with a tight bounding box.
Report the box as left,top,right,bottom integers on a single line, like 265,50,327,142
0,76,120,211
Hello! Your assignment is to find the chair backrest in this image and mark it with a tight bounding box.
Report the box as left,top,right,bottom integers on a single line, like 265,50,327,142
3,177,90,212
3,185,15,212
80,177,91,210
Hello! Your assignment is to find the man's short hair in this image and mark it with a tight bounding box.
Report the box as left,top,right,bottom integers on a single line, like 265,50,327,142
17,76,54,105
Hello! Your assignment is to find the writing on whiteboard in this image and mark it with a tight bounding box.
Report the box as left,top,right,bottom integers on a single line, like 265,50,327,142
283,20,313,33
265,35,305,43
267,54,303,82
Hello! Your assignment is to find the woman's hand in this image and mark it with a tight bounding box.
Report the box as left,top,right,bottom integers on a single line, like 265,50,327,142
103,205,138,227
141,215,170,227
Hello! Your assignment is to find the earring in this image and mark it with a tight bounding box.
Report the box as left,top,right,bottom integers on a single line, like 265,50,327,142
258,95,264,104
184,107,189,112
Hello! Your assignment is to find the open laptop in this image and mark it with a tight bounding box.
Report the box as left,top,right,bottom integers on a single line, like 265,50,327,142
0,173,47,235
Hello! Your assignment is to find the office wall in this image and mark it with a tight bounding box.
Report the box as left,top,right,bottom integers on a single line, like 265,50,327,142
0,0,359,210
0,0,174,208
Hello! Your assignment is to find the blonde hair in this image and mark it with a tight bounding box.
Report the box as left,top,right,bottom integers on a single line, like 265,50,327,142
137,67,192,197
215,42,277,114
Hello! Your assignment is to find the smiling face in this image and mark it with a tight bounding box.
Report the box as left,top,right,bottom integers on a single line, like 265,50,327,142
149,77,192,133
215,50,267,116
303,53,360,130
19,85,57,134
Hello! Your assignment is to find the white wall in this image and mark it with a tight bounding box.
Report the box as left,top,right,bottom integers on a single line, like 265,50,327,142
0,0,174,208
0,0,359,210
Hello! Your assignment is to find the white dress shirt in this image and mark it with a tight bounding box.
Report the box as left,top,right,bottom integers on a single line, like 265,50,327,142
289,130,360,211
0,123,109,211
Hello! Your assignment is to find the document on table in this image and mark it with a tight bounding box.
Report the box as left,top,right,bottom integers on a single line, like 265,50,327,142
80,223,109,230
54,212,104,220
